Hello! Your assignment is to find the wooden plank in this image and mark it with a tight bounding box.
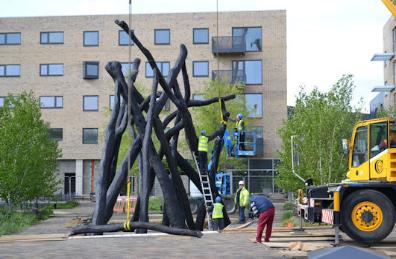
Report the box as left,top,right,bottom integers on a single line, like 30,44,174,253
0,234,67,243
270,237,337,242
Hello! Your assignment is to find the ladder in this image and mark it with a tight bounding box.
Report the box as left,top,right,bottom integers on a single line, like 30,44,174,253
191,151,214,230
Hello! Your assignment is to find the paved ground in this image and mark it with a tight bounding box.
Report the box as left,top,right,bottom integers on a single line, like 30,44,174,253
1,200,395,258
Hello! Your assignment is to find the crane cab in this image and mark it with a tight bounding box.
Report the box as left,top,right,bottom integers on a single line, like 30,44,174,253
347,117,396,182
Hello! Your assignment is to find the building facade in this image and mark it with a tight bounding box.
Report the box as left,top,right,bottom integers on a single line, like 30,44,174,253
0,11,287,197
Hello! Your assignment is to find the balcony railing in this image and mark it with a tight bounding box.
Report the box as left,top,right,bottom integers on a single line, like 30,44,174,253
212,36,246,55
212,70,246,85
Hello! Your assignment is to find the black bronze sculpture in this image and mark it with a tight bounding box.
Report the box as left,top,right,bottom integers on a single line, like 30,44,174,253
71,20,235,237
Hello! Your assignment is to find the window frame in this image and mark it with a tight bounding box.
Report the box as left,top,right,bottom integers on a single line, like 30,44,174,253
83,95,99,112
39,96,63,109
40,31,64,44
82,128,99,144
0,32,21,45
351,126,369,168
154,29,170,45
49,128,63,141
193,28,209,44
83,31,99,47
232,26,262,52
0,64,21,77
192,60,209,77
232,59,263,85
83,61,99,79
0,96,5,107
40,63,64,76
109,95,115,111
145,61,170,78
244,93,263,118
118,30,134,46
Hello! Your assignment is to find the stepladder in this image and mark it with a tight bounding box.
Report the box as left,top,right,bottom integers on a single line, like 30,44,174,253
192,151,214,230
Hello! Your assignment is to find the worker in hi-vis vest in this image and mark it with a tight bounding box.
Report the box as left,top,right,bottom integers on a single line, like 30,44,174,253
235,113,245,150
198,130,209,174
235,180,249,223
212,196,225,231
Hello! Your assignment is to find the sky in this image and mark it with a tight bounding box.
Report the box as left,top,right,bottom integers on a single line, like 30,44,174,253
0,0,392,111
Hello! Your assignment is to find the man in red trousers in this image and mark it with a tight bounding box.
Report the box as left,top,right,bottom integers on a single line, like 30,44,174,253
250,194,275,243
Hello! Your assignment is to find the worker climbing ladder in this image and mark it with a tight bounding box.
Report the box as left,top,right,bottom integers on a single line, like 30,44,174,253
191,151,214,230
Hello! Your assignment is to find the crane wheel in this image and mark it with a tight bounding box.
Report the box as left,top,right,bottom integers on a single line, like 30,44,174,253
341,189,395,244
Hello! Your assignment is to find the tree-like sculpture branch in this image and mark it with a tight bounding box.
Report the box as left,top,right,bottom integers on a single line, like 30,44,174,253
71,20,235,237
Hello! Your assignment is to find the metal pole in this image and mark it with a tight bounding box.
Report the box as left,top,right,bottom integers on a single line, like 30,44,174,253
272,159,275,193
247,158,250,192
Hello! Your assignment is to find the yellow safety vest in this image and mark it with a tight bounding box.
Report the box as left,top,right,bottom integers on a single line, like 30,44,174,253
212,203,224,219
236,119,244,132
198,135,208,152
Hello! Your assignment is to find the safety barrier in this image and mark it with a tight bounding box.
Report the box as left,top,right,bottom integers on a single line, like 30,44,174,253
113,195,137,213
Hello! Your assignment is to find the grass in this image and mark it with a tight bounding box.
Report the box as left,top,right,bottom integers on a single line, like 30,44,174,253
0,206,53,236
55,200,79,209
149,197,163,213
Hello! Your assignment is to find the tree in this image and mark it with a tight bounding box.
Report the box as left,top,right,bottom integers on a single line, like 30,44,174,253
276,75,361,191
192,79,250,169
0,92,61,207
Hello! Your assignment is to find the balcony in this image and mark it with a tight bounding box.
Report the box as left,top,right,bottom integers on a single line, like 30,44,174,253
212,36,246,55
212,70,246,85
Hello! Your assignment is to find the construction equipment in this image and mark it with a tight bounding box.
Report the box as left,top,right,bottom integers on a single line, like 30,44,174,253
192,152,214,230
296,117,396,244
231,128,257,157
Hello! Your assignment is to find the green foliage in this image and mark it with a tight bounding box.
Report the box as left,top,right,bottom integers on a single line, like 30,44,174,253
0,92,61,205
283,202,294,210
192,79,249,169
148,196,163,213
55,200,79,209
0,206,53,236
277,75,361,191
282,211,293,221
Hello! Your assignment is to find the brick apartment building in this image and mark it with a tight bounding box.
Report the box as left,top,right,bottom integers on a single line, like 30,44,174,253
0,11,287,197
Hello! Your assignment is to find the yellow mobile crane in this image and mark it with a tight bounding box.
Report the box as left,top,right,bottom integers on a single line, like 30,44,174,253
297,118,396,244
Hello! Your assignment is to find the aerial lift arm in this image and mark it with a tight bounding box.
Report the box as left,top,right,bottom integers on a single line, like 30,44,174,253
382,0,396,16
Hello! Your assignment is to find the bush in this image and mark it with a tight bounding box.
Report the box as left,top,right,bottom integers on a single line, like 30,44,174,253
282,211,293,222
283,202,294,211
149,197,163,213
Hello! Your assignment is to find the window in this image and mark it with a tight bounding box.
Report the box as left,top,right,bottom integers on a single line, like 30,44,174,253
250,126,263,156
370,122,388,158
154,29,170,45
192,94,204,101
393,27,396,53
232,27,262,52
193,28,209,44
40,32,64,44
83,128,98,144
83,31,99,46
0,32,21,45
0,64,20,77
49,128,63,141
0,97,4,107
390,123,396,148
40,64,64,76
193,61,209,77
119,30,134,46
245,93,263,118
83,96,99,111
352,126,368,167
83,61,99,79
109,95,115,111
145,62,170,78
39,96,63,108
232,60,262,84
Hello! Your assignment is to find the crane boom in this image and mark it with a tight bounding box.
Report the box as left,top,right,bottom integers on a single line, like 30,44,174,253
382,0,396,16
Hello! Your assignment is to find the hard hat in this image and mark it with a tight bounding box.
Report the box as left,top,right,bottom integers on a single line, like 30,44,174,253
215,196,222,203
239,180,245,185
201,130,206,135
237,113,243,119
